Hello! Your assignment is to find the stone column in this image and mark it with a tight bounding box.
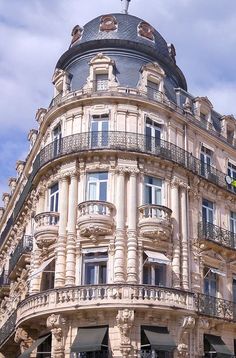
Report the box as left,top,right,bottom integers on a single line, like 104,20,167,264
55,176,69,287
180,183,189,290
127,172,138,283
171,177,181,288
65,173,78,286
114,170,126,283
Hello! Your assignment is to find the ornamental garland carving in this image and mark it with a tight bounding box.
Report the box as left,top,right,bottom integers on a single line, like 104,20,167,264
138,21,155,42
71,25,83,45
100,15,118,32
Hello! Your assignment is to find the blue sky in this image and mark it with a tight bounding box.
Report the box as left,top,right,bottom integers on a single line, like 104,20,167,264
0,0,236,204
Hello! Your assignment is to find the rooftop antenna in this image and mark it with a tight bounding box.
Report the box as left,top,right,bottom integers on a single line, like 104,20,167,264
121,0,131,14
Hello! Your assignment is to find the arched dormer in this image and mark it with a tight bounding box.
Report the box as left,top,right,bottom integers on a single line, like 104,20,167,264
139,62,165,100
85,53,117,92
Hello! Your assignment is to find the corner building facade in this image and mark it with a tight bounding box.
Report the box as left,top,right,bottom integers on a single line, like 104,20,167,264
1,10,236,358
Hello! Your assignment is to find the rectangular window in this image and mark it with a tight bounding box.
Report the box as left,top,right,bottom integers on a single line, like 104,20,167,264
96,74,108,91
200,146,212,178
83,252,108,285
87,172,108,201
53,125,62,156
147,80,161,101
145,117,162,152
91,114,109,147
49,183,59,212
144,176,162,205
228,162,236,193
202,199,214,224
37,334,52,358
143,263,166,286
230,212,236,247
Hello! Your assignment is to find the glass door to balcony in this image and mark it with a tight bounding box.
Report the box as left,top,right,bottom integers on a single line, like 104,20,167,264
204,268,217,316
49,183,59,212
200,146,212,178
145,117,161,152
87,173,108,202
53,125,62,157
144,176,162,205
233,279,236,319
91,115,109,148
202,199,214,237
230,212,236,247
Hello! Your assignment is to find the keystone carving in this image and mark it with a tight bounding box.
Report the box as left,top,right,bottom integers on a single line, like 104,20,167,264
47,314,67,358
116,309,134,357
14,328,33,353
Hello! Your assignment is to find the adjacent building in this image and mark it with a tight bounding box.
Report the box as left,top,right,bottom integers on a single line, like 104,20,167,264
0,5,236,358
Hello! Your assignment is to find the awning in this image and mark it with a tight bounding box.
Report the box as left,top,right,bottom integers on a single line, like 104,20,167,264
144,251,171,265
71,327,108,353
82,247,108,254
28,257,54,280
144,328,176,352
205,334,233,357
210,268,226,277
18,334,50,358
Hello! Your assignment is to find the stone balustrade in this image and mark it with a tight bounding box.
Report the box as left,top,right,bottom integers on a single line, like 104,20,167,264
138,204,172,240
34,212,60,248
77,201,116,239
16,285,194,326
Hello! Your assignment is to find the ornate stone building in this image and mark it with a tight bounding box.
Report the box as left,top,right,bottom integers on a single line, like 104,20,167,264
0,3,236,358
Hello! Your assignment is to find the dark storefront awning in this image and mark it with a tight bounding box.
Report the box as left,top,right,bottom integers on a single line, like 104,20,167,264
144,328,176,352
205,334,234,357
71,327,107,353
18,334,50,358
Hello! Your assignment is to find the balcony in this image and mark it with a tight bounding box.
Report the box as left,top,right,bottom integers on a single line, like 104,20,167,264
198,222,236,251
77,201,115,241
195,293,236,322
138,205,172,241
34,212,59,248
8,235,33,278
16,285,194,326
0,271,10,298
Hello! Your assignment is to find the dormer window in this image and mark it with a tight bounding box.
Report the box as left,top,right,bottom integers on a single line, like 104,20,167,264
193,97,213,130
147,80,161,101
139,62,165,101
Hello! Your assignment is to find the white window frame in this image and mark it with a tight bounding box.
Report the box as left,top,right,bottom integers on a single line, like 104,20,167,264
49,183,59,212
83,252,108,285
87,172,108,201
144,176,163,205
143,261,166,286
95,73,108,91
202,199,214,224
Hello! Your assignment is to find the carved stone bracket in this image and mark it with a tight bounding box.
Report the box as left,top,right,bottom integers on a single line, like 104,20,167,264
46,314,67,358
177,316,196,358
14,327,33,353
116,309,134,357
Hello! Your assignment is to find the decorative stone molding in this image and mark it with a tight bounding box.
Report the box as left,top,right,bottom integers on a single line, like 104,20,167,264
100,15,118,32
8,177,17,194
138,21,155,41
177,316,196,358
14,327,33,353
183,97,193,114
16,160,25,177
28,129,38,148
0,207,4,220
47,314,67,358
71,25,83,45
2,192,11,208
35,108,47,125
52,69,71,95
116,309,134,357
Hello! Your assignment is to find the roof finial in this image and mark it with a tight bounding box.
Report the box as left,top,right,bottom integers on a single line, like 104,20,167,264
121,0,131,14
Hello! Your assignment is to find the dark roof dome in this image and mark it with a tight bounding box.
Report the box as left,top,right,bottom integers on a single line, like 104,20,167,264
56,13,187,92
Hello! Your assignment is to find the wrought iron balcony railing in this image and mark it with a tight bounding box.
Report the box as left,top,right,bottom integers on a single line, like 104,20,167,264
195,293,236,321
0,131,235,248
8,235,33,275
0,311,16,347
198,222,236,250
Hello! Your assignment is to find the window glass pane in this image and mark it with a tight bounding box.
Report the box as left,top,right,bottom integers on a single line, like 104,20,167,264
99,182,107,201
88,182,97,200
143,266,150,284
51,183,58,194
99,264,107,284
154,188,162,205
99,172,108,181
85,264,95,284
91,121,98,132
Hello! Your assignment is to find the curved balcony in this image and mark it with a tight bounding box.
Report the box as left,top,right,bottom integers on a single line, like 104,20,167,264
198,222,236,252
34,212,59,248
77,201,115,241
16,284,194,326
195,293,236,322
138,205,172,240
8,235,33,278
